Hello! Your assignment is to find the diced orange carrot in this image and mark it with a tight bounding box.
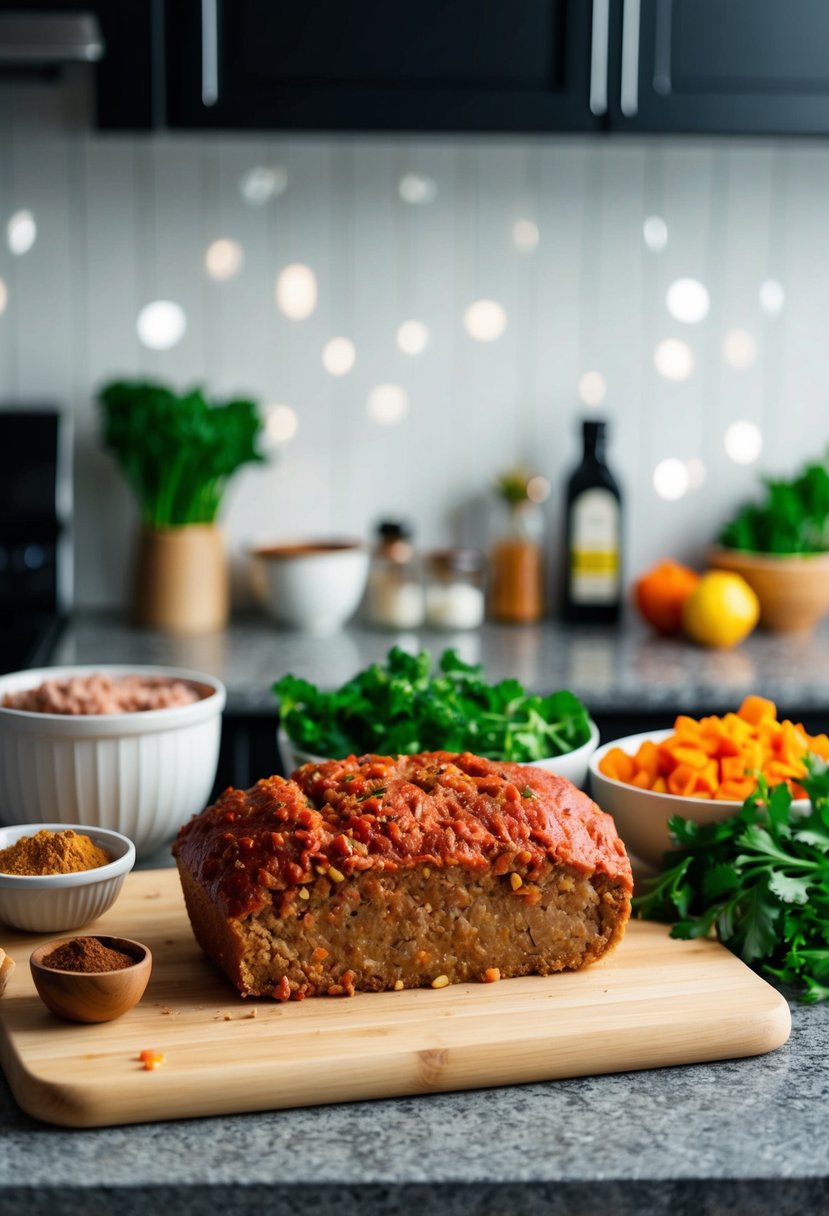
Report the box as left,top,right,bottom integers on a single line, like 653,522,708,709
634,739,660,780
674,715,703,740
717,779,756,801
668,764,697,797
758,719,783,749
764,759,805,782
598,701,826,803
721,713,753,745
779,720,809,766
600,748,636,783
671,745,710,771
598,756,620,780
738,694,777,726
809,734,829,759
741,740,765,774
657,743,681,774
721,756,748,782
694,759,720,796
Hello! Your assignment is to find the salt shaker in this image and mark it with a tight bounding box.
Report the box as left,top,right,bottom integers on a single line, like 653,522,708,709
424,549,485,630
364,521,424,629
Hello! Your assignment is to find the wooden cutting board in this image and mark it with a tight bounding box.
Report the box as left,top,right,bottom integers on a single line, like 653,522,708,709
0,868,791,1128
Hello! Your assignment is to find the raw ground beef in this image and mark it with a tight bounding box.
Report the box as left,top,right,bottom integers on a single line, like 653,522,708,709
3,673,201,715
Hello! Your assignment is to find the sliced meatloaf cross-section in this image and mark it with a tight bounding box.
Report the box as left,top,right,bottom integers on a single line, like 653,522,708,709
173,751,633,1000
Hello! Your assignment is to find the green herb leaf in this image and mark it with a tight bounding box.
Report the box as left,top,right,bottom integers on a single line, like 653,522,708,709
634,758,829,1002
719,457,829,554
274,647,592,764
767,870,812,905
98,379,265,527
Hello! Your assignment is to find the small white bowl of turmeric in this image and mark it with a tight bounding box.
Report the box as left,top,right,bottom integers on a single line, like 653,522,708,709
0,824,135,933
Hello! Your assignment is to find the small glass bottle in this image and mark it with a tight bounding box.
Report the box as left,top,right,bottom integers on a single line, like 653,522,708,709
364,520,424,629
563,419,623,623
488,474,545,623
424,549,485,630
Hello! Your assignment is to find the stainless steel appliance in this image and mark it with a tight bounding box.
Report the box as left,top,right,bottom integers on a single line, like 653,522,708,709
0,409,71,672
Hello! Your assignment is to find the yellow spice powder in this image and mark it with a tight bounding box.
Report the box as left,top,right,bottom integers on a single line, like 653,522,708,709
0,829,112,875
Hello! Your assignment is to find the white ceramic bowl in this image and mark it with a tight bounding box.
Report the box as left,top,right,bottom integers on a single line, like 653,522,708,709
520,720,600,788
278,720,600,790
0,823,135,933
589,728,810,869
252,541,370,635
0,666,226,859
277,727,323,774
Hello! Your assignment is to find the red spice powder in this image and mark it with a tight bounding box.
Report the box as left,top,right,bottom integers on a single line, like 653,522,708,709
41,937,138,974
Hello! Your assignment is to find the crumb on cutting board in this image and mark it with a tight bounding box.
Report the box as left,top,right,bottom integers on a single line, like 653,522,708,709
137,1050,165,1071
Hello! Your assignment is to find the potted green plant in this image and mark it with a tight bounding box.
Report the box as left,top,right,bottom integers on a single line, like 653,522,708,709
710,457,829,632
99,379,264,634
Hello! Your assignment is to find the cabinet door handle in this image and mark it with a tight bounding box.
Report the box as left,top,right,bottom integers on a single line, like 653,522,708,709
620,0,641,117
589,0,610,116
201,0,219,107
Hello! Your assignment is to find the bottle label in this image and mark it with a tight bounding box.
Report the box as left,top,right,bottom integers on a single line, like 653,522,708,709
570,488,620,605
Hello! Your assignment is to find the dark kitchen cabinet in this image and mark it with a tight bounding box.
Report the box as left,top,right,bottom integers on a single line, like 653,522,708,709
14,0,829,136
609,0,829,134
163,0,603,133
0,0,159,129
93,0,161,130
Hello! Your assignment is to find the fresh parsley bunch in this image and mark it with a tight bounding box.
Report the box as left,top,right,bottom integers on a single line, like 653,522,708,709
719,458,829,554
99,379,264,528
634,757,829,1002
274,646,592,763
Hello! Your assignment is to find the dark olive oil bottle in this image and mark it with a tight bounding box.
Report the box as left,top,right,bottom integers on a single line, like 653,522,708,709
563,419,623,623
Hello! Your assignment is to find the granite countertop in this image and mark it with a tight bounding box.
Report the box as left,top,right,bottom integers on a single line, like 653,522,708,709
51,611,829,717
0,991,827,1215
3,611,828,1213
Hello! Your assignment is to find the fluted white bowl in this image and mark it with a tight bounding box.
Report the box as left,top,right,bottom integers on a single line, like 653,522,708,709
0,823,135,932
277,720,600,791
0,666,226,859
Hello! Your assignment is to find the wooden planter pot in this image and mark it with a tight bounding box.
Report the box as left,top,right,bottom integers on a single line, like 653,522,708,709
134,525,228,634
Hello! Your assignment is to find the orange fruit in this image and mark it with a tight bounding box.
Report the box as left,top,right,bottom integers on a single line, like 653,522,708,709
634,560,700,634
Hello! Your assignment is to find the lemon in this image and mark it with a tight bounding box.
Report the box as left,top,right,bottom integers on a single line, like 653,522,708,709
682,571,760,648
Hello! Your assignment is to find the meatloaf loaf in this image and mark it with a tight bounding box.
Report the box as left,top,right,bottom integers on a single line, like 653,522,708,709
173,751,632,1000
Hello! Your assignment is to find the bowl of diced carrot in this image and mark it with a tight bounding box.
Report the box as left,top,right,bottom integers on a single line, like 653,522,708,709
589,696,826,869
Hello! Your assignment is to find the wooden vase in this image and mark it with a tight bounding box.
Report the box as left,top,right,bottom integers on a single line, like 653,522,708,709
134,525,228,634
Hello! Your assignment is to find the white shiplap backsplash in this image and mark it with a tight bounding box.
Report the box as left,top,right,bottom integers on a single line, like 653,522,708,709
0,70,827,609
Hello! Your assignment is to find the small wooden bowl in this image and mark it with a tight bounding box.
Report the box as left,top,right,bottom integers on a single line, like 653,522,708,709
29,935,152,1023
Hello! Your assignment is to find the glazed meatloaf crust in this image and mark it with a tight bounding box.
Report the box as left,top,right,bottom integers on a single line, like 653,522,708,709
173,751,633,1000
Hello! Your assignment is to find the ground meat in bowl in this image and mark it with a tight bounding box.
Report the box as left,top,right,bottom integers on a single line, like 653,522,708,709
3,673,203,715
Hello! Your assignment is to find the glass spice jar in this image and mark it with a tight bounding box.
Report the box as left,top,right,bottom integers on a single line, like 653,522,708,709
364,520,424,630
424,548,485,630
487,497,545,623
